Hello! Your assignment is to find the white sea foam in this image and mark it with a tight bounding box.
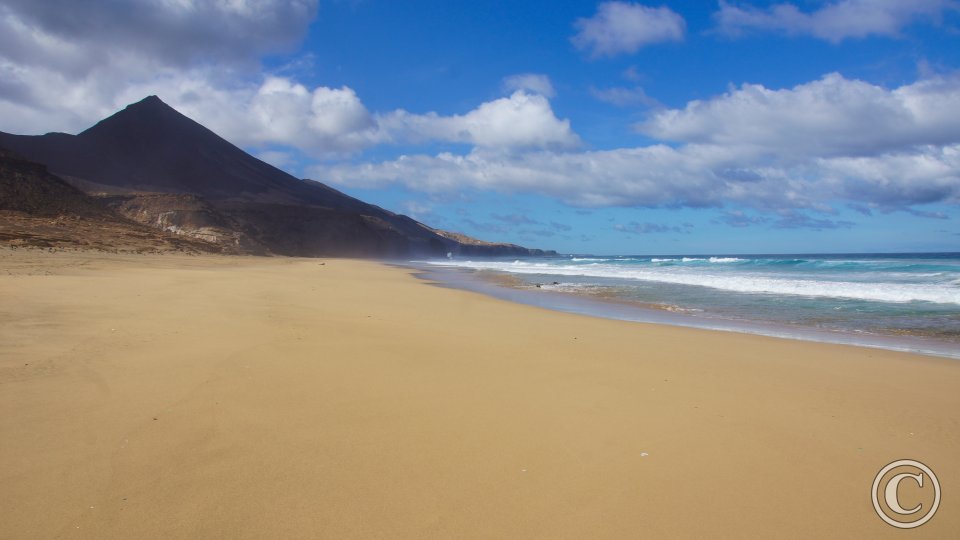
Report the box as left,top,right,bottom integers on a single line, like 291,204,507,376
651,256,741,263
428,260,960,305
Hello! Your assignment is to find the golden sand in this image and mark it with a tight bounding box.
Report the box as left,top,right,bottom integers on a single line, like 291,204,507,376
1,249,957,538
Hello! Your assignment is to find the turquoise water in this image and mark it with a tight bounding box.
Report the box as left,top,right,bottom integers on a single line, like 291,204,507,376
421,253,960,352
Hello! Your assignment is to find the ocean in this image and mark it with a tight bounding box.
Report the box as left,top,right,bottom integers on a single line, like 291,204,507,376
416,252,960,359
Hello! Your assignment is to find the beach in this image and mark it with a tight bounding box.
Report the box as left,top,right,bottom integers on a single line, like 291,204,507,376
420,254,960,358
1,249,958,538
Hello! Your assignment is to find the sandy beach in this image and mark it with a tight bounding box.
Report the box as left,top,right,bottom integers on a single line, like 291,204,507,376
1,249,957,538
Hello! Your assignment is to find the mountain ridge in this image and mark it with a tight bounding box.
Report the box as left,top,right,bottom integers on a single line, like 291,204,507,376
0,96,554,257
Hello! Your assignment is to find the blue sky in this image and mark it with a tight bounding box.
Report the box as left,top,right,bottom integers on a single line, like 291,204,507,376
1,1,959,254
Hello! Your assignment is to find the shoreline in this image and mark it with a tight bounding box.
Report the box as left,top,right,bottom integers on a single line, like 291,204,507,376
406,262,960,361
2,250,958,538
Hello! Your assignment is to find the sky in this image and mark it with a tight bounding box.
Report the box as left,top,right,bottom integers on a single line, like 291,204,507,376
1,0,959,255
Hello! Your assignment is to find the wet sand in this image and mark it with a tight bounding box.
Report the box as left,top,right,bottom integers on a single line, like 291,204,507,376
1,249,957,538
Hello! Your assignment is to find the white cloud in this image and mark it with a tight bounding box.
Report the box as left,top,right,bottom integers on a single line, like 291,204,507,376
0,1,579,155
2,0,956,222
0,0,317,69
572,2,686,58
311,74,960,212
310,145,729,207
818,146,960,206
92,70,381,156
502,73,556,98
0,3,578,157
245,78,377,153
1,0,578,155
638,73,960,158
117,78,578,156
0,0,320,135
310,142,960,212
714,0,957,42
377,91,579,150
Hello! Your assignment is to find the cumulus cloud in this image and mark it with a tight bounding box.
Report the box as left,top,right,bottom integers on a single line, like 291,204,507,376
2,0,957,226
311,133,960,214
376,91,579,150
0,0,319,134
245,78,377,153
114,77,577,157
58,71,381,156
311,145,732,207
0,0,578,156
0,0,316,68
0,15,576,157
817,146,960,206
502,73,556,98
638,73,960,158
714,0,957,42
572,2,686,58
218,85,577,156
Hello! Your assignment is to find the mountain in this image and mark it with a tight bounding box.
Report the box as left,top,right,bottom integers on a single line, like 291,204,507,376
0,148,221,252
0,96,554,257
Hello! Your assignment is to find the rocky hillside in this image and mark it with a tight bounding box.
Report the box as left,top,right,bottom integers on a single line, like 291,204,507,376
0,149,222,253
